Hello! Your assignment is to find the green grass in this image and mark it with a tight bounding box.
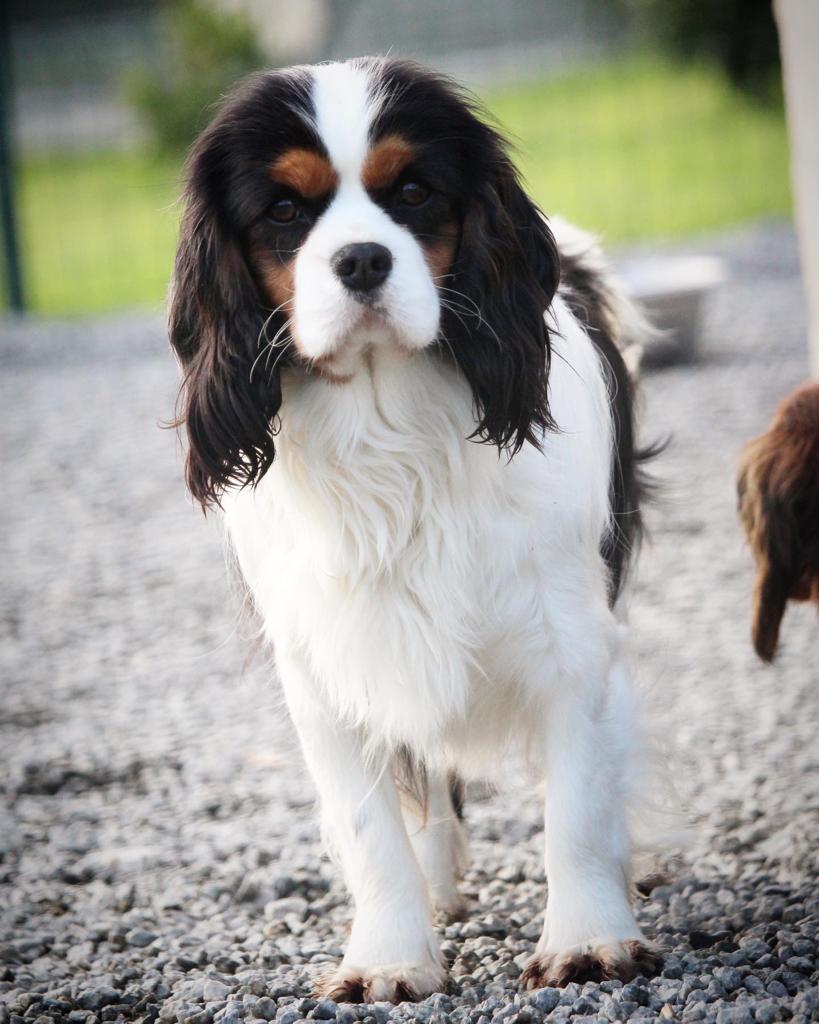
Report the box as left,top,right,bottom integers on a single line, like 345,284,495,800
486,55,791,243
7,55,791,316
15,150,182,316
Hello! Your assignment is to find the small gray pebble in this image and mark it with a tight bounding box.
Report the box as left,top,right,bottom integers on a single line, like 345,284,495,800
681,1007,707,1022
528,989,559,1013
715,1009,754,1024
77,989,122,1012
254,997,276,1021
312,999,337,1020
125,929,158,948
275,1011,300,1024
620,985,649,1007
714,967,742,993
753,1003,778,1024
204,980,231,1002
793,988,818,1015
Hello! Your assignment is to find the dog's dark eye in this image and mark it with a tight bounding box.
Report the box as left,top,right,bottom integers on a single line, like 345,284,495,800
270,198,299,224
399,182,430,207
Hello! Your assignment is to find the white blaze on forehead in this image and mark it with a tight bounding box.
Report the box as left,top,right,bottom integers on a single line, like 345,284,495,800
291,60,441,362
309,61,381,182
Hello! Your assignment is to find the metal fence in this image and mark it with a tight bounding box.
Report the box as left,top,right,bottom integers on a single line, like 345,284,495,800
1,0,790,317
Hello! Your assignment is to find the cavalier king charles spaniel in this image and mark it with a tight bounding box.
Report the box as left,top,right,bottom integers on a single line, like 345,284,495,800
169,57,662,1000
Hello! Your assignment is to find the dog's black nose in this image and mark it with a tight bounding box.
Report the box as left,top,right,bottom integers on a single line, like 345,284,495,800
332,242,393,294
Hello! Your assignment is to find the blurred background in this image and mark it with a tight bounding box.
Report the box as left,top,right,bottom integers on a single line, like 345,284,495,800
1,0,789,317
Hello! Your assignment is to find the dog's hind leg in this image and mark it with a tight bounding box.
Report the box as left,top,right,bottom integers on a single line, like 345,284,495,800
401,770,470,920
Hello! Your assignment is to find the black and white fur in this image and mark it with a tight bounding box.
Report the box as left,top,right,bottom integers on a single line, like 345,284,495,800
170,57,661,999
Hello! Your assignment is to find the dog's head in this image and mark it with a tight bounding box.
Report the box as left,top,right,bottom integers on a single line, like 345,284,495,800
170,57,559,508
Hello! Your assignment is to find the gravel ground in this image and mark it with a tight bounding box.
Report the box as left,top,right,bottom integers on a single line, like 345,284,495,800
1,221,817,1024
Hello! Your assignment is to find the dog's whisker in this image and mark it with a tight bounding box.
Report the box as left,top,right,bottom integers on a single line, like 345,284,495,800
436,286,486,320
256,300,291,350
438,300,471,336
265,321,294,373
435,327,459,368
269,336,295,377
249,340,273,383
250,320,293,383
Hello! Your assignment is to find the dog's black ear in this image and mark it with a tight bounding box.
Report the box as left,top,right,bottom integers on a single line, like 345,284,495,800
169,132,281,510
444,141,560,453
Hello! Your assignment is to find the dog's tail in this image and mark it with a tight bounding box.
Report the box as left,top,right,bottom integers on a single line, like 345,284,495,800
737,381,819,661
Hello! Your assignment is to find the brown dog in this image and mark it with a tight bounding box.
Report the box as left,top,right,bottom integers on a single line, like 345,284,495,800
737,382,819,661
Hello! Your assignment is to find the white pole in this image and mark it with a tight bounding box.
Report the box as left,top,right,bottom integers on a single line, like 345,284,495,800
775,0,819,379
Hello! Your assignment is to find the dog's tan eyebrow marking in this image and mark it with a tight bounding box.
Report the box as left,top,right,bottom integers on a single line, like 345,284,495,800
269,148,338,199
362,134,416,191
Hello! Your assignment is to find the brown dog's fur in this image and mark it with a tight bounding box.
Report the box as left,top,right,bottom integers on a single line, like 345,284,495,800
737,382,819,661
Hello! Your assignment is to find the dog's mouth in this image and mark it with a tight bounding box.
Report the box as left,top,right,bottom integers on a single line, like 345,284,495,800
357,306,386,329
291,297,425,384
351,297,391,328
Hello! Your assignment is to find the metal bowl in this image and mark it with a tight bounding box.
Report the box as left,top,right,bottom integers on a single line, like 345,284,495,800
615,255,726,367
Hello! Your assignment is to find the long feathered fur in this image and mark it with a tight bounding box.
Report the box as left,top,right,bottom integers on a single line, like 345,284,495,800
169,57,667,999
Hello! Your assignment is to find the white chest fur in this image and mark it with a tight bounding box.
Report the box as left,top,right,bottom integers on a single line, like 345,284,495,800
224,299,613,764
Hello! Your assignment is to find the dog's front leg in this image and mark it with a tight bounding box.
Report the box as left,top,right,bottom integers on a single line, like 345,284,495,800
522,648,662,987
277,653,445,1002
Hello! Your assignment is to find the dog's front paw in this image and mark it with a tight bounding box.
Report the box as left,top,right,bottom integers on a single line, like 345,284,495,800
521,939,661,988
315,960,446,1003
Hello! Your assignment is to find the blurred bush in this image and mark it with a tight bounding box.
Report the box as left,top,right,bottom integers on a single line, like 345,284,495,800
126,0,267,154
627,0,781,97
